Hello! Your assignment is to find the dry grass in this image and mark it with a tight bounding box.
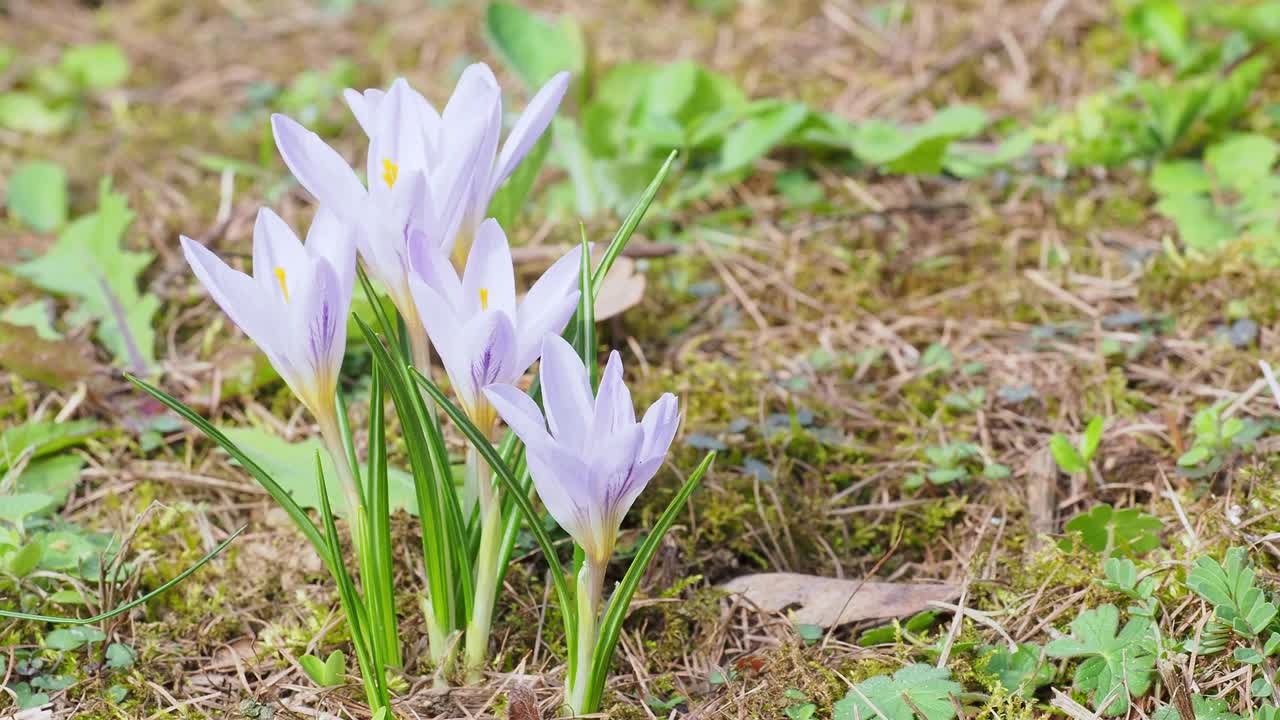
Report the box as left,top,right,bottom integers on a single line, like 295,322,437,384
2,0,1279,718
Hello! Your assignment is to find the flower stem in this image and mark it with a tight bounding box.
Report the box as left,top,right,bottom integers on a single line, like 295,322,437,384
318,415,402,670
464,443,502,683
567,560,605,716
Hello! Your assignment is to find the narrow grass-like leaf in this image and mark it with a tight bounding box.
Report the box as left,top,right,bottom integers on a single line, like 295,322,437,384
368,367,401,668
315,452,386,709
589,150,677,297
335,389,363,507
356,316,474,626
410,368,577,636
0,526,244,623
585,452,715,711
125,374,327,553
577,226,597,389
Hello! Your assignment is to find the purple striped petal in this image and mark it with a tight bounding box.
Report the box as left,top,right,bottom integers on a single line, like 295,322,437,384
449,309,517,414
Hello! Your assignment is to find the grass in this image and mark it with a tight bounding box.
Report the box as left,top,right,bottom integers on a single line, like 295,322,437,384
3,0,1280,717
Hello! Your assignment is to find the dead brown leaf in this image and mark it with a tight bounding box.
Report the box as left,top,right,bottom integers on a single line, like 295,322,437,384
719,573,960,627
593,256,646,321
507,686,541,720
0,321,97,390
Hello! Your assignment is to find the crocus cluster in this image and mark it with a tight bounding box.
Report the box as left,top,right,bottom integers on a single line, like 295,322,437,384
172,62,699,718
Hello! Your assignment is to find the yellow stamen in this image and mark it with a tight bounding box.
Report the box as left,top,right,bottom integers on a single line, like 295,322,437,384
274,267,289,302
479,288,489,311
381,159,398,188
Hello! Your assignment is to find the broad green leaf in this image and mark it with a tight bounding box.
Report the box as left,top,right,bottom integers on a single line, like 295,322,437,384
0,493,57,522
484,2,584,90
1046,604,1156,715
1151,160,1212,197
7,540,44,576
1050,434,1087,474
719,101,810,173
833,663,961,720
105,642,136,669
299,649,346,687
15,179,158,370
1063,504,1163,557
7,161,69,232
14,454,86,515
980,643,1053,698
853,105,987,174
0,419,101,473
220,426,422,518
1206,134,1279,190
0,92,73,134
1178,445,1212,467
1152,694,1242,720
45,625,106,651
1,301,62,340
1124,0,1189,63
61,43,130,91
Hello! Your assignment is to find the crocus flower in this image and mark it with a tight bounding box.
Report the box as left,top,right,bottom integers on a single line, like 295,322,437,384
407,218,580,433
344,63,570,265
180,208,355,429
483,335,680,566
270,80,440,361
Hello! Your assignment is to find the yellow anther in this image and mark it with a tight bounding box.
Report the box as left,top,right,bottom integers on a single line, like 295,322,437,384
381,159,398,188
479,288,490,311
274,267,289,302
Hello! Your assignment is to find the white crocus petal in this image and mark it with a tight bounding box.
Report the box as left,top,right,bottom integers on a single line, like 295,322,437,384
180,236,275,353
482,384,555,453
592,351,636,435
639,393,681,461
343,87,385,137
367,79,430,198
490,71,571,195
251,208,309,304
305,207,356,302
408,234,464,313
514,247,581,370
461,219,517,318
539,334,595,449
271,114,367,225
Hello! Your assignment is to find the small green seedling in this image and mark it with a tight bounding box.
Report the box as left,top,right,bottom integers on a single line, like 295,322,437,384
1177,404,1263,478
1050,416,1105,474
299,649,347,688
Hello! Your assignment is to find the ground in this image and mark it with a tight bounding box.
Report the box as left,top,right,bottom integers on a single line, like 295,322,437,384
3,0,1280,718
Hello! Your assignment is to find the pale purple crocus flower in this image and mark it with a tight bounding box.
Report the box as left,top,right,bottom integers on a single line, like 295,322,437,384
344,63,570,267
407,217,581,435
483,334,681,567
270,80,444,366
180,208,355,431
483,334,679,712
